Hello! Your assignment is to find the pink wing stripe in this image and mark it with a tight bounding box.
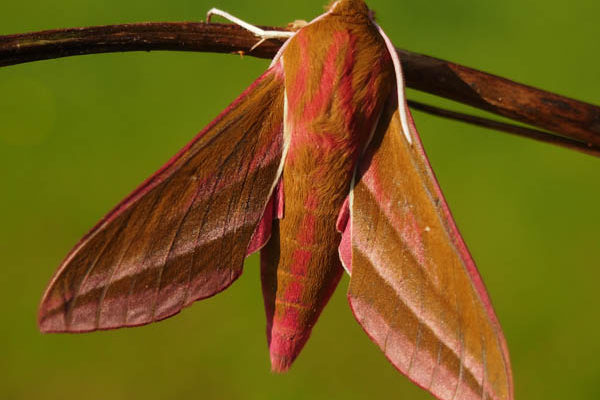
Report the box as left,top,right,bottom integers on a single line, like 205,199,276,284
348,297,483,400
247,177,285,256
246,193,275,256
276,178,285,219
336,196,350,233
337,196,352,274
339,226,352,275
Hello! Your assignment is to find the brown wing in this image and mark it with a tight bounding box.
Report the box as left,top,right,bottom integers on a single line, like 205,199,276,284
39,65,286,333
344,99,513,400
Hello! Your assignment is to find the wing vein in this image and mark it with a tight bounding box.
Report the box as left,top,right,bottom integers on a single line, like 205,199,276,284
215,128,260,273
150,181,199,322
452,331,465,400
148,114,252,320
65,213,130,329
181,116,258,306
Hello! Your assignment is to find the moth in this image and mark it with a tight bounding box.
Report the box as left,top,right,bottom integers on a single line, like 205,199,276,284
38,1,513,399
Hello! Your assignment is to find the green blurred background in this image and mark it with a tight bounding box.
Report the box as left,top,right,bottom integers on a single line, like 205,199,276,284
1,0,599,399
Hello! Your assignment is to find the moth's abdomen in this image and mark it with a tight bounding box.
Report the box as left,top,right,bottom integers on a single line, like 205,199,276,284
260,185,345,371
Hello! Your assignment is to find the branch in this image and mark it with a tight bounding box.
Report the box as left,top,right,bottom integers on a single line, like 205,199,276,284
1,21,599,153
407,100,600,158
0,23,282,66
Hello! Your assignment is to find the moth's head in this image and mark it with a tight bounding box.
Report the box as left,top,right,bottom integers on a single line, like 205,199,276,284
327,0,374,20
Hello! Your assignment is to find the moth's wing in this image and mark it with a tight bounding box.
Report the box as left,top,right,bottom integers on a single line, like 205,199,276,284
39,65,286,333
342,98,513,400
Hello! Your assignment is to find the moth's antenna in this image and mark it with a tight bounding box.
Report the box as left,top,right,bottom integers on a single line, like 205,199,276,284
206,8,294,51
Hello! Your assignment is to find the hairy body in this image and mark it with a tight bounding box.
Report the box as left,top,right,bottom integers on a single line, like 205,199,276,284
261,3,395,370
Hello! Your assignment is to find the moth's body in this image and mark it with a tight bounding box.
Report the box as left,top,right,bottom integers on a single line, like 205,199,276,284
261,3,395,370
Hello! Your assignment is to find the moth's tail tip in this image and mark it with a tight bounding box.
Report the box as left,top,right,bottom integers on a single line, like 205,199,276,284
269,353,294,373
267,332,307,373
266,323,312,372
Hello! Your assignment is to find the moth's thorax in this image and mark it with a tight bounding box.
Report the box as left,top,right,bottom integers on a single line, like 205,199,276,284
281,12,394,169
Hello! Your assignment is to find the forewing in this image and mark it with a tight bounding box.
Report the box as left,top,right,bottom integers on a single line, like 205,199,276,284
345,99,513,400
39,65,286,333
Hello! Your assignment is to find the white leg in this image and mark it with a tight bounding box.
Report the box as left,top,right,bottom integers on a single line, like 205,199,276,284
206,8,294,41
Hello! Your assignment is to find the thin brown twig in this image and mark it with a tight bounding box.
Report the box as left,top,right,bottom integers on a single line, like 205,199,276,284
407,100,600,158
1,21,599,153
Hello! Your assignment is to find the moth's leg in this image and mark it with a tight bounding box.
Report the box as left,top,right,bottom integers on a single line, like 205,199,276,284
206,8,294,50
